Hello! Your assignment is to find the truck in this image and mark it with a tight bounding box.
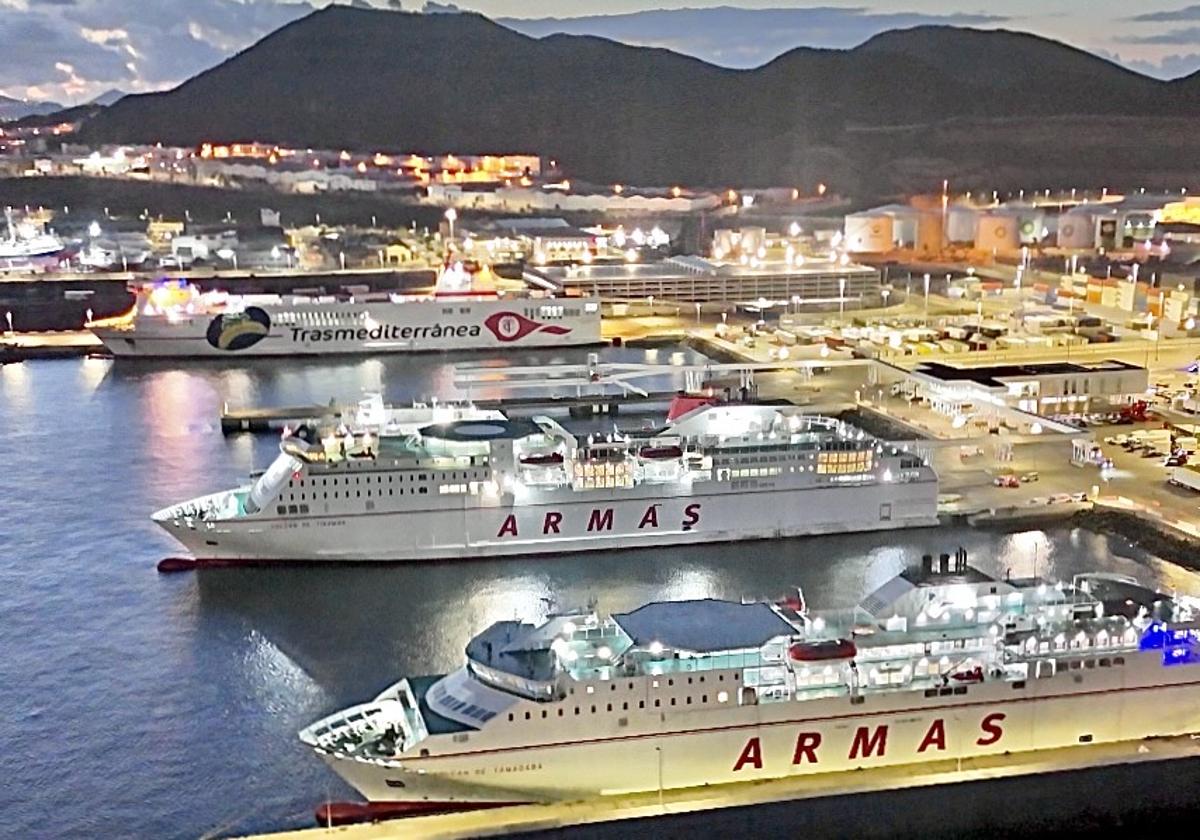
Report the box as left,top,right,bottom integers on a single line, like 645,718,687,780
1169,464,1200,492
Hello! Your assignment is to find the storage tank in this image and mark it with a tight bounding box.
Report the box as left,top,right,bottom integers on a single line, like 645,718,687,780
946,205,979,244
914,210,943,255
1016,211,1045,245
843,212,894,253
975,212,1020,254
1056,212,1094,249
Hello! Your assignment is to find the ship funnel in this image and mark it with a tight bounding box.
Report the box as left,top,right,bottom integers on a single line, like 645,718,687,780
939,553,950,575
922,554,934,576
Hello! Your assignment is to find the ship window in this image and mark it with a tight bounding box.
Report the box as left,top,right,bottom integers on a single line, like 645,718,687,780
925,688,938,698
654,699,660,708
702,695,708,703
687,677,692,684
699,676,705,683
574,707,579,715
668,679,673,686
639,701,645,709
670,698,676,706
508,713,513,721
953,686,968,695
419,487,428,494
1114,656,1125,665
686,696,691,704
542,710,547,718
524,712,531,720
1099,658,1111,667
628,682,633,690
622,702,628,711
591,705,596,713
717,691,728,703
1012,681,1026,690
606,704,612,712
557,709,563,717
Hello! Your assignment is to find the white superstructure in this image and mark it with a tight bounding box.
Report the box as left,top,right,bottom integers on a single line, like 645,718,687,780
153,402,939,562
0,208,64,271
301,554,1200,805
88,272,601,357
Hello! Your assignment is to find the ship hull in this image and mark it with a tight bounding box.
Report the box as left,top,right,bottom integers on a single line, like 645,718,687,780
158,480,938,562
92,297,602,357
322,662,1200,803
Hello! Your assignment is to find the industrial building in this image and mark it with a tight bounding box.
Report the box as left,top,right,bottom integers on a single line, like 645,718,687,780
906,360,1148,417
534,256,879,304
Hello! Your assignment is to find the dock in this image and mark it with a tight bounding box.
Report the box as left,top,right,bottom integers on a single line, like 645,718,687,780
233,734,1200,839
1,330,107,361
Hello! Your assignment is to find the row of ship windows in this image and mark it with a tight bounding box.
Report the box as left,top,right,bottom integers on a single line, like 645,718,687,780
278,486,429,508
508,692,733,721
290,471,485,487
569,674,734,693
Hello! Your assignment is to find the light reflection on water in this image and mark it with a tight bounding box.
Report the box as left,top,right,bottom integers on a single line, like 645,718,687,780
4,349,1200,839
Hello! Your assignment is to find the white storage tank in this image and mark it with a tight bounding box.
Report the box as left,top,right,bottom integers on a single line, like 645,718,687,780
946,205,979,244
843,212,894,253
1056,211,1094,249
975,212,1020,254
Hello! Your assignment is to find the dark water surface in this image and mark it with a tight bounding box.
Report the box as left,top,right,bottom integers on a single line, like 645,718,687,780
4,350,1199,839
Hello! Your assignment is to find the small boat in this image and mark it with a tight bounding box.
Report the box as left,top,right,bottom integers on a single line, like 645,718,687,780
520,451,564,466
637,445,683,460
788,638,857,661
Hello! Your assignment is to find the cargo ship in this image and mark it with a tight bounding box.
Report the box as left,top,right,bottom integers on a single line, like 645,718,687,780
300,552,1200,809
88,262,601,357
152,400,938,562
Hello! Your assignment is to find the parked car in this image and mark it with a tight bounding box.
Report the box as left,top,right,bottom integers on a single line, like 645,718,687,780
1020,471,1040,483
994,475,1020,488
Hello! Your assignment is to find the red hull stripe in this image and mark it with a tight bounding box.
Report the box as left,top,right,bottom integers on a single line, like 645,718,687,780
404,676,1200,763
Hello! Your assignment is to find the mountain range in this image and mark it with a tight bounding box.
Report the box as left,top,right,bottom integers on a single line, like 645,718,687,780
0,95,64,122
76,7,1200,195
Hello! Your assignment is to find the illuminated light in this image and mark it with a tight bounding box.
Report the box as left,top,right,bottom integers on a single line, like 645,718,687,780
789,221,801,237
727,189,737,203
817,182,827,196
649,640,664,655
671,186,682,198
1031,422,1043,435
791,188,799,200
562,621,578,636
717,691,729,703
564,649,578,663
597,645,612,660
613,183,623,194
625,248,639,262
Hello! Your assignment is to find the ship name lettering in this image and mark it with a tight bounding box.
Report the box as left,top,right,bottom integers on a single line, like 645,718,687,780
543,511,562,534
976,712,1006,746
732,737,763,771
917,719,946,753
638,505,659,529
289,324,481,344
848,724,888,760
587,508,614,532
497,514,519,538
681,503,701,530
791,732,821,764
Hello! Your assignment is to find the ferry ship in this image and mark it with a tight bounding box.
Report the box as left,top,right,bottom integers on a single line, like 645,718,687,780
88,263,601,357
152,400,938,562
300,551,1200,809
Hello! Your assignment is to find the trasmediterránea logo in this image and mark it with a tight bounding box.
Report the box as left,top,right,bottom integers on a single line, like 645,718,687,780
484,311,572,342
206,307,271,350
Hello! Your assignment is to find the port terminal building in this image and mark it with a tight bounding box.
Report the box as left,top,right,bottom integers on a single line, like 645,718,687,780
902,360,1149,417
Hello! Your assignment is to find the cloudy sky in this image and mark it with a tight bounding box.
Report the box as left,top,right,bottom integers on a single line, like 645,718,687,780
7,0,1200,104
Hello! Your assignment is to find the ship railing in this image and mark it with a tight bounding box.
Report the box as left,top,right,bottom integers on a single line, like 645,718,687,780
302,699,415,761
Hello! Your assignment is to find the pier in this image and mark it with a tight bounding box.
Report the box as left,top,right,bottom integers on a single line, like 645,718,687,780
234,734,1200,839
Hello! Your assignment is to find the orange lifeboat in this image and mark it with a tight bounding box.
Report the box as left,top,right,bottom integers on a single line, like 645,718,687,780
788,639,857,661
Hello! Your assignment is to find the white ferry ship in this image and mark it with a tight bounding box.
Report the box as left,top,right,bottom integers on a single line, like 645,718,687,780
153,401,938,562
88,264,601,357
300,552,1200,811
0,208,65,272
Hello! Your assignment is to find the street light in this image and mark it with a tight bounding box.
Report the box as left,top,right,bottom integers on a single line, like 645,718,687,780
923,273,931,325
838,276,846,321
444,207,457,241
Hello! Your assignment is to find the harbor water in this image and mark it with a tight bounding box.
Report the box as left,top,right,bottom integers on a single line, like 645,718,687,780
4,349,1200,839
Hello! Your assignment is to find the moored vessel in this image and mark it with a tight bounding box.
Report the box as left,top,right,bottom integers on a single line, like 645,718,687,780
87,262,601,357
300,551,1200,806
153,400,939,562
